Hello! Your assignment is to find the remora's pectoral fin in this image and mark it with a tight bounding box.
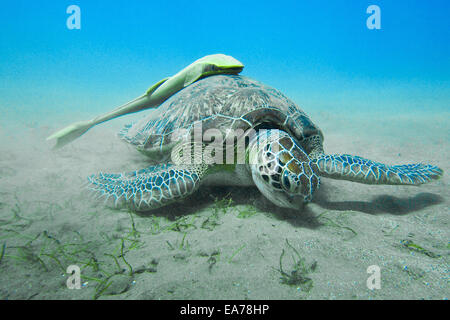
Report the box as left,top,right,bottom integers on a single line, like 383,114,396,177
46,120,93,149
145,77,169,95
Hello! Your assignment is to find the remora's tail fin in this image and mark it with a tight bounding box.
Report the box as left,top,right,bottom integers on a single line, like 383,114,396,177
46,120,93,149
46,91,155,149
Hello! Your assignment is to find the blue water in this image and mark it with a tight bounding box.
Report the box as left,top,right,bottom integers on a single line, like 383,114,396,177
1,0,449,127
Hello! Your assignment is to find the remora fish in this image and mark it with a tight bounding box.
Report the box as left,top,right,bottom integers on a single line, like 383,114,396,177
47,54,244,149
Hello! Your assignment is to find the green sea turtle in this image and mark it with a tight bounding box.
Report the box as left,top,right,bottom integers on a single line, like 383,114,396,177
88,75,443,211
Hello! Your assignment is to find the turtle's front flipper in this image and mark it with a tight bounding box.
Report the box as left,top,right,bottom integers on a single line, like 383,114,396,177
87,163,208,211
314,154,443,185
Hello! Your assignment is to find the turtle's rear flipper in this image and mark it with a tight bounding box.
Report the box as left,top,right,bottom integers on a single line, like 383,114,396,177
87,163,207,211
314,154,443,185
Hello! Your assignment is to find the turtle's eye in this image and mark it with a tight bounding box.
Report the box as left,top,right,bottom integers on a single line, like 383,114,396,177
281,169,297,193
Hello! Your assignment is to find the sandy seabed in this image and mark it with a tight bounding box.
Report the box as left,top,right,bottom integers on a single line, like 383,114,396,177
0,110,448,300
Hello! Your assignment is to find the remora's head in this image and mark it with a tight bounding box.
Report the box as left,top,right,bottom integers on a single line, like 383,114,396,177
196,54,244,75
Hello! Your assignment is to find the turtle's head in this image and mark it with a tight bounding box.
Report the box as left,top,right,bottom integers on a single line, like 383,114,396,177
196,54,244,76
248,130,320,209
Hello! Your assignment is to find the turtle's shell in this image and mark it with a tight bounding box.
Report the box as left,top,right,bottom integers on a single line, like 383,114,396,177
119,75,323,158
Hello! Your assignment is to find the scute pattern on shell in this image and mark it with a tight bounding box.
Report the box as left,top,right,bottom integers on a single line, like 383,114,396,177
119,75,322,153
